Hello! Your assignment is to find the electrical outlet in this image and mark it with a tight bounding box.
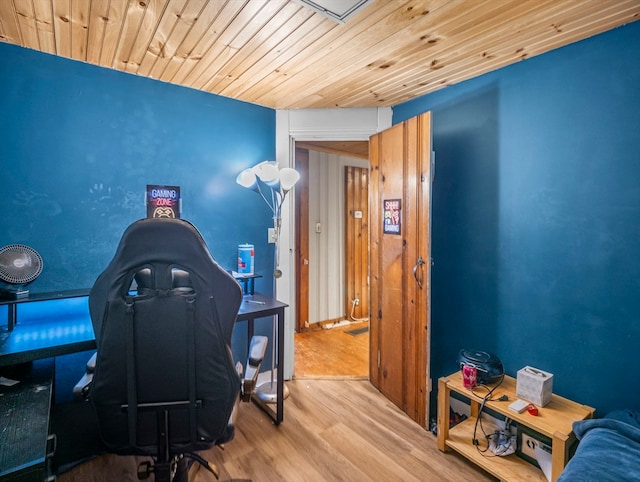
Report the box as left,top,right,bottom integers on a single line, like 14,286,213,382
354,298,359,306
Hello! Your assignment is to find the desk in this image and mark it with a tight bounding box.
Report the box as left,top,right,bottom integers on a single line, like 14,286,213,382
0,290,95,367
0,290,287,424
1,289,90,330
237,293,288,425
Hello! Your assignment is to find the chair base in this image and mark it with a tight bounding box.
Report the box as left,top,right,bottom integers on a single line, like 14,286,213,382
137,456,188,482
254,380,289,404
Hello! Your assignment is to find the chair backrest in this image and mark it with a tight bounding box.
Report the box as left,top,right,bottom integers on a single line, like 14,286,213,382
88,218,242,456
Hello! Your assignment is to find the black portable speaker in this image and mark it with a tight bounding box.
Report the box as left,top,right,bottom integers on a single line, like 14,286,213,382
457,349,504,385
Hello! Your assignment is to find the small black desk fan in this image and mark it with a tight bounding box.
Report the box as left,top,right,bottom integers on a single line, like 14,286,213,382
0,244,43,299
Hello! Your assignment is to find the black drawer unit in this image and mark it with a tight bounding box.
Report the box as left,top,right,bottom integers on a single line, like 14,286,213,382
0,359,55,481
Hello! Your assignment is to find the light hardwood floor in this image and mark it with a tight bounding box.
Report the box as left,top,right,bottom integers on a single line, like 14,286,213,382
294,322,369,378
57,379,495,482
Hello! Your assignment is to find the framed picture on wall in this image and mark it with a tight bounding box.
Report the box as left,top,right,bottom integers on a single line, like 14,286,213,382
383,199,401,235
146,185,181,218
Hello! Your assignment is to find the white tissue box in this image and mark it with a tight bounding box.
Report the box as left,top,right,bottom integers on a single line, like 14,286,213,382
516,366,553,407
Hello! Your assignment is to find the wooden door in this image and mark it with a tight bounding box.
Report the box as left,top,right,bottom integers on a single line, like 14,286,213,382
295,148,310,331
369,112,432,427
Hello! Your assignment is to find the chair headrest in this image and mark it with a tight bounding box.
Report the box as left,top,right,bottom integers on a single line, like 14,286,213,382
89,218,241,341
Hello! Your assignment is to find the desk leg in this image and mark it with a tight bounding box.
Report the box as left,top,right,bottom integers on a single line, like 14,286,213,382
275,307,284,425
8,303,17,331
249,308,285,425
247,319,254,350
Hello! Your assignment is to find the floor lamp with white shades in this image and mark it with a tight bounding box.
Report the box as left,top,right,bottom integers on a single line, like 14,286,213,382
236,161,300,403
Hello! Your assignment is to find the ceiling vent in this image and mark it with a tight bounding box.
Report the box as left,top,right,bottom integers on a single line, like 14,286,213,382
293,0,374,23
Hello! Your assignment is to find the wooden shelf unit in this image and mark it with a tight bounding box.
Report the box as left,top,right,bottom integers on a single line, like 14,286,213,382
437,371,594,482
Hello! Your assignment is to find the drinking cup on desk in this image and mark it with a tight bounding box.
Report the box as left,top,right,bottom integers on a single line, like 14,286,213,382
462,364,477,389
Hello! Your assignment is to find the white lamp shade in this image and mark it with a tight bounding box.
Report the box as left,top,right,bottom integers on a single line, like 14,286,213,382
254,161,280,185
279,167,300,191
236,168,258,190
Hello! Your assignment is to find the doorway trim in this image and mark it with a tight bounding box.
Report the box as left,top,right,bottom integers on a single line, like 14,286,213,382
275,107,392,379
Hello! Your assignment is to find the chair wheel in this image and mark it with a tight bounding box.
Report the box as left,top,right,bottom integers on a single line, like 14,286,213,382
137,460,152,479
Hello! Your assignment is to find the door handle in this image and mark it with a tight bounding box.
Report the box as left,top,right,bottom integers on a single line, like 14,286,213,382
413,256,424,290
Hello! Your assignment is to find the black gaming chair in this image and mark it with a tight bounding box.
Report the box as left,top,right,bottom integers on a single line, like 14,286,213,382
83,218,266,481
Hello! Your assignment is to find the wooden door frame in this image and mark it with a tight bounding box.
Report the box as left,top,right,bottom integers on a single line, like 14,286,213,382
294,148,309,332
277,107,392,380
294,148,369,332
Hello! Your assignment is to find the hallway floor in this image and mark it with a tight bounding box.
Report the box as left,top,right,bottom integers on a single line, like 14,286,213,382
294,321,369,378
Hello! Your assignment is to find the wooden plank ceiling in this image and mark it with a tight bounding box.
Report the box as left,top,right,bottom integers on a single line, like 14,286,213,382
0,0,638,110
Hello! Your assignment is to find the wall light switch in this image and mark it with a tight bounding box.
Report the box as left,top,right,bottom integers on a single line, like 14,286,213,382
315,222,321,233
268,228,276,243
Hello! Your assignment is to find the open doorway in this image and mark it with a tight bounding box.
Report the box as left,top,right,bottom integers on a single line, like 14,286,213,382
293,141,370,378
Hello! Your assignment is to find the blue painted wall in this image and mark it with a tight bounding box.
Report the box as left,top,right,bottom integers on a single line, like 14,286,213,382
0,43,275,291
0,43,277,390
394,22,640,416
